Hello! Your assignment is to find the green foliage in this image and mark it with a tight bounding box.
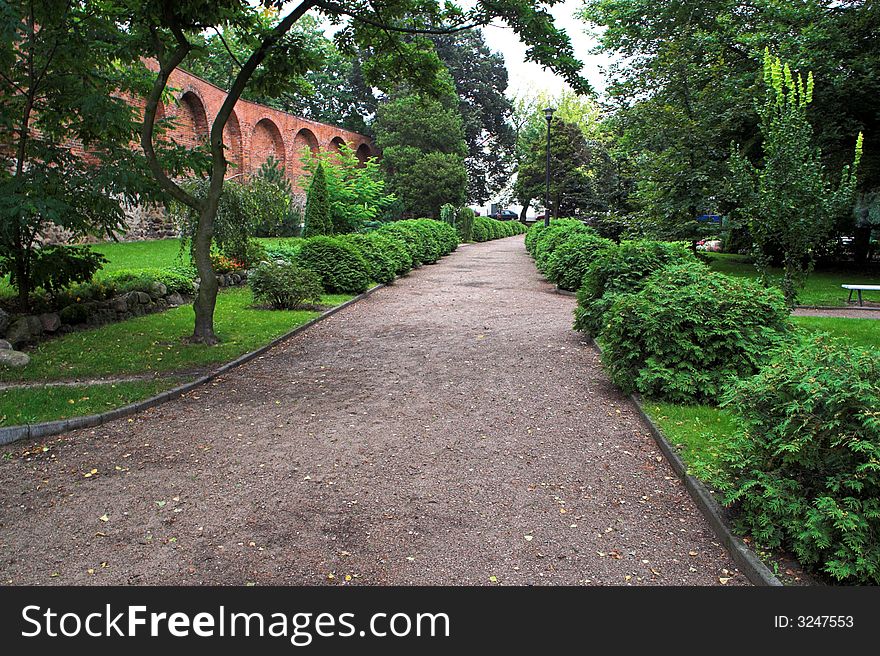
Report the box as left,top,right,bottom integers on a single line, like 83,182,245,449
374,72,468,218
601,263,792,403
544,232,615,291
294,236,370,294
515,120,594,218
174,177,287,264
719,334,880,584
303,163,333,237
303,145,394,234
252,157,302,237
729,51,863,305
471,216,523,242
249,261,323,310
574,240,696,336
472,217,491,242
440,203,456,226
457,207,475,242
532,219,593,273
525,221,547,255
342,233,400,285
1,246,107,298
0,0,167,309
376,219,445,265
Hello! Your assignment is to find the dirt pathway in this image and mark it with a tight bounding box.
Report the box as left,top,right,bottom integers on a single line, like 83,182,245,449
0,236,743,586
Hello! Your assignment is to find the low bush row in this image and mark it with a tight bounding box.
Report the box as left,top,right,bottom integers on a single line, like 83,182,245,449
254,219,459,306
526,220,880,585
472,217,527,243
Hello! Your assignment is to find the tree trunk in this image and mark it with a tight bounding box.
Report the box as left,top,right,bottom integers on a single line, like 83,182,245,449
191,205,219,344
14,245,30,312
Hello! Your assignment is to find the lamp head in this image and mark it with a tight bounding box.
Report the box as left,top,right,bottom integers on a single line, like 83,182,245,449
543,106,555,122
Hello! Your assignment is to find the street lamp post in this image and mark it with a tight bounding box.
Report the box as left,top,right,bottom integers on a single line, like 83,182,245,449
543,106,555,227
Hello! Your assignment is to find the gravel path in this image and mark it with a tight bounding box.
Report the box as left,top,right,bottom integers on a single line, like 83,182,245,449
793,307,880,319
0,236,743,586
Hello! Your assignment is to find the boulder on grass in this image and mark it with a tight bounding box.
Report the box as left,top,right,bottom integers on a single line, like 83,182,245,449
0,308,9,334
6,318,32,347
39,312,61,333
0,338,12,350
0,349,29,368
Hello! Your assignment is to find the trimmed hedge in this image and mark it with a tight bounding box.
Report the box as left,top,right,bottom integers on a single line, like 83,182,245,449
720,333,880,584
294,236,371,294
544,232,615,291
533,219,594,273
600,262,791,403
472,217,525,242
341,233,400,285
574,240,696,336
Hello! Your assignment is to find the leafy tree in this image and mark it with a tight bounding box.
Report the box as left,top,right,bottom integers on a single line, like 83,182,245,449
0,0,167,309
515,120,593,219
303,144,394,234
131,0,588,343
432,29,515,203
580,0,880,245
374,71,468,217
729,51,863,305
188,14,377,134
303,163,332,237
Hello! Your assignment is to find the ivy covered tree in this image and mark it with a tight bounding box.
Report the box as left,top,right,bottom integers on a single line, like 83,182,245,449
0,0,167,310
729,51,863,305
130,0,588,343
303,163,332,237
374,71,468,218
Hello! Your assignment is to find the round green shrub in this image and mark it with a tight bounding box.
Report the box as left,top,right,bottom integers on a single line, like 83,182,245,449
600,262,791,403
525,221,547,255
429,219,459,254
378,222,429,266
402,219,443,262
534,219,593,273
473,216,491,242
374,233,413,276
250,261,323,309
574,240,696,336
544,232,615,291
294,236,371,294
342,233,398,285
719,333,880,584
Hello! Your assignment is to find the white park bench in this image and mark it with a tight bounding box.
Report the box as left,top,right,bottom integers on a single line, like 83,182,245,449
842,284,880,306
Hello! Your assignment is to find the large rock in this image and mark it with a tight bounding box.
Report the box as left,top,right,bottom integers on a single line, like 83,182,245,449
112,295,129,313
0,349,29,368
135,291,152,305
0,339,12,350
5,317,33,347
166,292,185,307
39,312,61,333
149,281,167,297
0,308,9,335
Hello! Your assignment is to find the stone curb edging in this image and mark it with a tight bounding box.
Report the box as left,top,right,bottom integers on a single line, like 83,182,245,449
794,304,879,311
554,286,578,297
0,284,385,447
627,393,782,586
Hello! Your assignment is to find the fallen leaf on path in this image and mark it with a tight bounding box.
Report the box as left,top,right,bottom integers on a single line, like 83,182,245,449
524,535,533,542
98,514,109,522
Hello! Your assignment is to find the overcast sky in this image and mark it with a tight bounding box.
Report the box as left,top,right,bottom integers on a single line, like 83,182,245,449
479,1,609,100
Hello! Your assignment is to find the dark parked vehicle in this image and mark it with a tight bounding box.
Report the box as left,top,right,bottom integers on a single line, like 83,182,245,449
492,209,519,221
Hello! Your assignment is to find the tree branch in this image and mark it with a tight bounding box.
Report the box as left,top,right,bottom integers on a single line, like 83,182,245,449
316,0,479,35
140,27,199,210
213,26,244,70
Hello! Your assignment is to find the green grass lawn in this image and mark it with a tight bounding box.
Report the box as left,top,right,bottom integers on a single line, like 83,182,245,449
0,287,353,383
0,380,178,427
793,315,879,349
706,253,879,306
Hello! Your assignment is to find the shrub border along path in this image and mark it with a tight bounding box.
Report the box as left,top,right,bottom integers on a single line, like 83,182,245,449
0,285,384,446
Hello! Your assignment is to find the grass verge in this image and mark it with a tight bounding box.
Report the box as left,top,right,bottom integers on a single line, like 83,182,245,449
0,379,178,427
0,287,354,383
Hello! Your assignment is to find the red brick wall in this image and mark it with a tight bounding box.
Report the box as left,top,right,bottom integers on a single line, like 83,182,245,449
144,66,377,191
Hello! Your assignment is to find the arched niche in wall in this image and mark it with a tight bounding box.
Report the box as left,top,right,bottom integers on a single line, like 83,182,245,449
172,91,209,150
251,117,286,171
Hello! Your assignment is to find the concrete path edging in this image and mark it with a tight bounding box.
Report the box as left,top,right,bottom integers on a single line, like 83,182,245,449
627,393,783,586
0,285,384,447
